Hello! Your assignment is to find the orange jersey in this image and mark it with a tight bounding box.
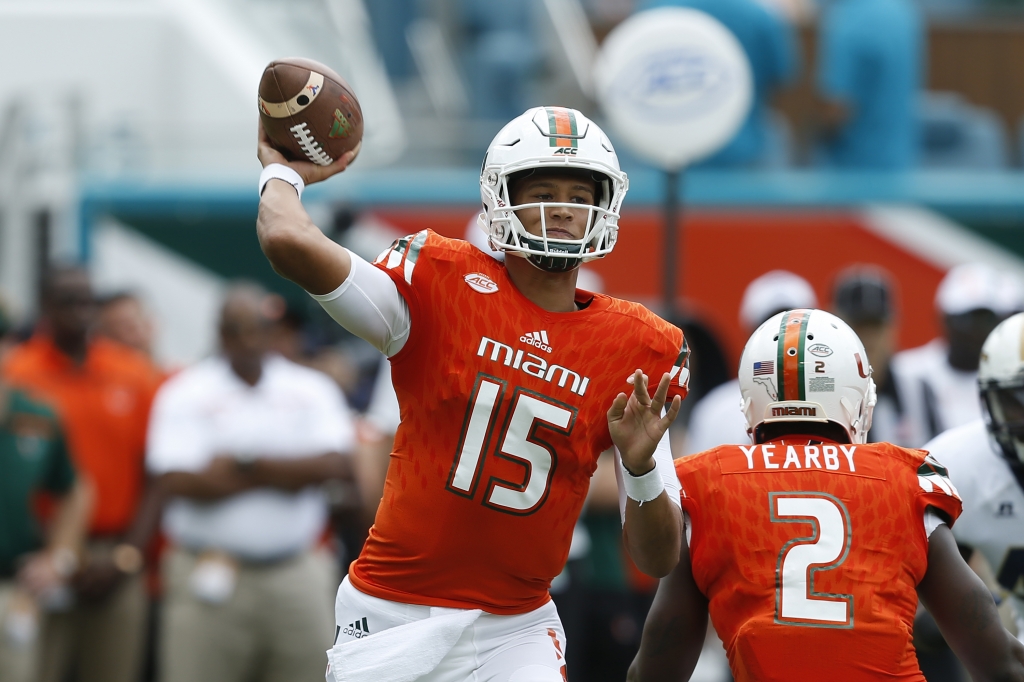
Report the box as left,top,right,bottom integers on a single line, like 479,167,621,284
675,438,962,682
3,336,163,534
350,231,688,614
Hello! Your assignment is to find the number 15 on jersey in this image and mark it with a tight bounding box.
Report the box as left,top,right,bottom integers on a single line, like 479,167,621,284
447,374,578,515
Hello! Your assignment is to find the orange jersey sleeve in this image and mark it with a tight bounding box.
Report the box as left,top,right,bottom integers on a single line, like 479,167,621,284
913,451,963,526
350,231,687,614
676,439,962,682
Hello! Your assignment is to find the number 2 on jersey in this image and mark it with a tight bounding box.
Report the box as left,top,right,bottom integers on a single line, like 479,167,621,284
770,492,854,628
448,374,577,515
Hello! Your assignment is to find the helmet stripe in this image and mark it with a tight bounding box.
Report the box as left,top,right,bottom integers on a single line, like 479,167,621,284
777,310,810,401
795,312,809,399
776,316,786,399
546,107,579,148
553,109,572,147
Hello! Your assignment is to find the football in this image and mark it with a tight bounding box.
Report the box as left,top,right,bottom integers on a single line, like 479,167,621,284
258,57,363,166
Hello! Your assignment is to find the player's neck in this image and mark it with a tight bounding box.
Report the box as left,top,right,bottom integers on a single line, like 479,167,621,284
504,257,579,313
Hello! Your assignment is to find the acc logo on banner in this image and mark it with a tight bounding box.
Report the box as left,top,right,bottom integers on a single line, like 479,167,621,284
594,8,753,170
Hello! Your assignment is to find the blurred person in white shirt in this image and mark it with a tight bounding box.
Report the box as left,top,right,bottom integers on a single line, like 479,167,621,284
892,263,1024,447
147,283,356,682
683,270,817,455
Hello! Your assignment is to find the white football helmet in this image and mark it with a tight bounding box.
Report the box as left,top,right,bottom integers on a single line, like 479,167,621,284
739,309,877,444
478,106,628,272
978,312,1024,468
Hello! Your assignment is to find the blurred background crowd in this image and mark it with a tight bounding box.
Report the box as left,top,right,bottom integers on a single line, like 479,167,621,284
4,0,1024,681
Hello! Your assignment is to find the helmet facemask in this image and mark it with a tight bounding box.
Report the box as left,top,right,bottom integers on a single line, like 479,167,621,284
480,167,619,273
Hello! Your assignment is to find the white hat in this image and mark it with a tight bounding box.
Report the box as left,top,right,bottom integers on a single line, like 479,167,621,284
935,263,1024,316
739,270,818,330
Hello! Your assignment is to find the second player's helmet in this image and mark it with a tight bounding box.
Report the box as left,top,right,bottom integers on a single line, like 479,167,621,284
978,312,1024,469
739,309,877,444
478,106,628,272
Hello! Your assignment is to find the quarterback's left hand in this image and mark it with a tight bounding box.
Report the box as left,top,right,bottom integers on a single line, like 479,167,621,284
608,369,682,474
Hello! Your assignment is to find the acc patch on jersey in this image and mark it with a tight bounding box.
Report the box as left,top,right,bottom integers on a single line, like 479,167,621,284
464,273,499,294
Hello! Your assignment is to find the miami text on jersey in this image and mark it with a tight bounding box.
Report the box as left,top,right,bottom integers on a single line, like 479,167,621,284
477,336,590,396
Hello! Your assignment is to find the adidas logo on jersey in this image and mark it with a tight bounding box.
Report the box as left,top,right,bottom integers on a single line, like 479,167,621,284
342,617,370,639
520,331,552,353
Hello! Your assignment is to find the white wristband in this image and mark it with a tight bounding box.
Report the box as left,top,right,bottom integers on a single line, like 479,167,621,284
259,163,304,199
621,460,665,505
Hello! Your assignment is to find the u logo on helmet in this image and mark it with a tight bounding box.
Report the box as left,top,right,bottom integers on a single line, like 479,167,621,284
854,353,869,379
